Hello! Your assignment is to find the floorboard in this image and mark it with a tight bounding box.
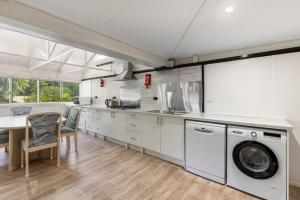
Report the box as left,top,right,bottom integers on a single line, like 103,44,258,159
0,133,299,200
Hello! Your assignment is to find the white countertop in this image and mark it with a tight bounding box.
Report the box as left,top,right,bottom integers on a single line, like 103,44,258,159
79,105,293,131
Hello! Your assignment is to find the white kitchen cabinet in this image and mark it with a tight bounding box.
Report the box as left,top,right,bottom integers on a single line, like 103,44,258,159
113,112,126,142
79,108,87,130
101,111,114,138
86,108,96,133
160,117,185,161
126,130,142,146
141,115,160,153
94,109,103,134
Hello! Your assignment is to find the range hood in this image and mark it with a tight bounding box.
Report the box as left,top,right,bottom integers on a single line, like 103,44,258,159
114,62,136,81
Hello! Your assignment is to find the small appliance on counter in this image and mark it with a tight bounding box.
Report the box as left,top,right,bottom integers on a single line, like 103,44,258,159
105,96,120,108
73,97,91,106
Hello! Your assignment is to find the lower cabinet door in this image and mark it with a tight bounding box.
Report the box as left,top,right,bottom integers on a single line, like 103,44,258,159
141,115,160,153
126,131,142,146
102,111,114,138
160,117,184,161
113,112,126,142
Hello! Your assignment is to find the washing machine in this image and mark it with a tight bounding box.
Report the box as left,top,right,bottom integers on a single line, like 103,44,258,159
227,125,287,200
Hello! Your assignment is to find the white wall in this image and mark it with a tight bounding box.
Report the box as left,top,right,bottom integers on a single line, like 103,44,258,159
205,52,300,186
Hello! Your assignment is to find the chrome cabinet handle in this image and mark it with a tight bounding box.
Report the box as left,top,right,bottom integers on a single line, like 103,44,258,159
130,124,136,127
130,137,136,140
130,114,136,117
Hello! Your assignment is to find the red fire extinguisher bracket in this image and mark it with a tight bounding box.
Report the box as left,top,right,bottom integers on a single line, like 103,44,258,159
100,79,104,87
144,73,151,88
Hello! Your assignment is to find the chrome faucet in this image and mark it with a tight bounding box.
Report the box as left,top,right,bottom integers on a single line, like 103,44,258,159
168,106,175,114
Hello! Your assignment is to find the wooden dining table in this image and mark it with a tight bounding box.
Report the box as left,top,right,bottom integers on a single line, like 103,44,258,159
0,115,63,172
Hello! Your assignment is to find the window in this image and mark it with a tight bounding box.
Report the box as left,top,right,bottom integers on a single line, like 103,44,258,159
39,80,61,102
0,77,79,103
63,82,79,102
0,77,9,104
12,78,37,103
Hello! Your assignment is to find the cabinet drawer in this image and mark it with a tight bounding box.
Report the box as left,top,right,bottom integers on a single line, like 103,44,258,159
126,118,141,132
126,113,140,119
126,131,142,146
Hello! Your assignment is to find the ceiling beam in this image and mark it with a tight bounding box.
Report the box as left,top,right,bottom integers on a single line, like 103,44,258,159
0,0,167,67
85,53,96,67
30,48,75,71
48,42,57,58
0,51,109,71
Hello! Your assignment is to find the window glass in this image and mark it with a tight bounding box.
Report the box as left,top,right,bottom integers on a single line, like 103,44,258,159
12,78,37,103
63,82,79,102
0,77,9,104
40,80,61,102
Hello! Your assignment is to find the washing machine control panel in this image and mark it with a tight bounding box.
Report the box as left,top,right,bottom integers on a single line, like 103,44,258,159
251,131,257,137
229,128,263,139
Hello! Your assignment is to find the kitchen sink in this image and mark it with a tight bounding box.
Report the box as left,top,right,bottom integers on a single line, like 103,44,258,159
146,110,188,115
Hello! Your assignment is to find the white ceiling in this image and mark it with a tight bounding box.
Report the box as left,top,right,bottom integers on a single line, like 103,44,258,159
16,0,300,59
0,28,152,81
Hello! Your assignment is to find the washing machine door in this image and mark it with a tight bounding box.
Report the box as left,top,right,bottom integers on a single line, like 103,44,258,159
232,141,279,179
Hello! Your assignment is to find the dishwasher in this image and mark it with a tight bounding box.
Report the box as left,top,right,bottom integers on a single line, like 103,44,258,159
185,121,226,184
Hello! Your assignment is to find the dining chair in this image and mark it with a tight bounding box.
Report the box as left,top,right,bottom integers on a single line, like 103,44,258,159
1,106,33,152
61,107,80,152
21,112,61,177
0,129,9,151
10,106,32,116
62,105,71,126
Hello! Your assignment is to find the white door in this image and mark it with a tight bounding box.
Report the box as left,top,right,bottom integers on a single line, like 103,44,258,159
113,112,126,142
102,111,114,138
160,117,184,161
141,115,160,153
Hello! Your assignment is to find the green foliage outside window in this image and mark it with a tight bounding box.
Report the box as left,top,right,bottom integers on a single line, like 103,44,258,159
0,77,79,104
0,78,9,104
12,78,37,103
63,82,79,102
39,81,61,102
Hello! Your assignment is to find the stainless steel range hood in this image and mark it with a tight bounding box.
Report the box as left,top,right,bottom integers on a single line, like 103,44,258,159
114,62,136,81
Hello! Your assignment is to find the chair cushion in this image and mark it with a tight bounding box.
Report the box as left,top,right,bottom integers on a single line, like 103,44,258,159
67,108,80,130
61,127,75,134
62,106,70,118
10,106,32,116
22,135,57,148
0,132,8,144
62,117,67,126
0,129,9,135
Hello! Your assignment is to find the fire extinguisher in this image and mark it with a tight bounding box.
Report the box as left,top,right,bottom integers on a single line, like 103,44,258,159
100,78,104,87
144,73,151,88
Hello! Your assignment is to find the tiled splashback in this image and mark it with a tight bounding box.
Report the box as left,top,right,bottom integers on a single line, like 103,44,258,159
82,65,203,111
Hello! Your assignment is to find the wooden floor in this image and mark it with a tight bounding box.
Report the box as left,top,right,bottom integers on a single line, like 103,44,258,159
0,133,299,200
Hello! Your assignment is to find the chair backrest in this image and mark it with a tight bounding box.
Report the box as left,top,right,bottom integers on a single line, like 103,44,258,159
66,107,80,130
62,106,71,118
10,106,32,116
27,112,61,140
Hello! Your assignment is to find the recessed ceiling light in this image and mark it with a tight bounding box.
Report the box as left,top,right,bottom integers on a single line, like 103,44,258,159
225,6,234,13
241,54,248,58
